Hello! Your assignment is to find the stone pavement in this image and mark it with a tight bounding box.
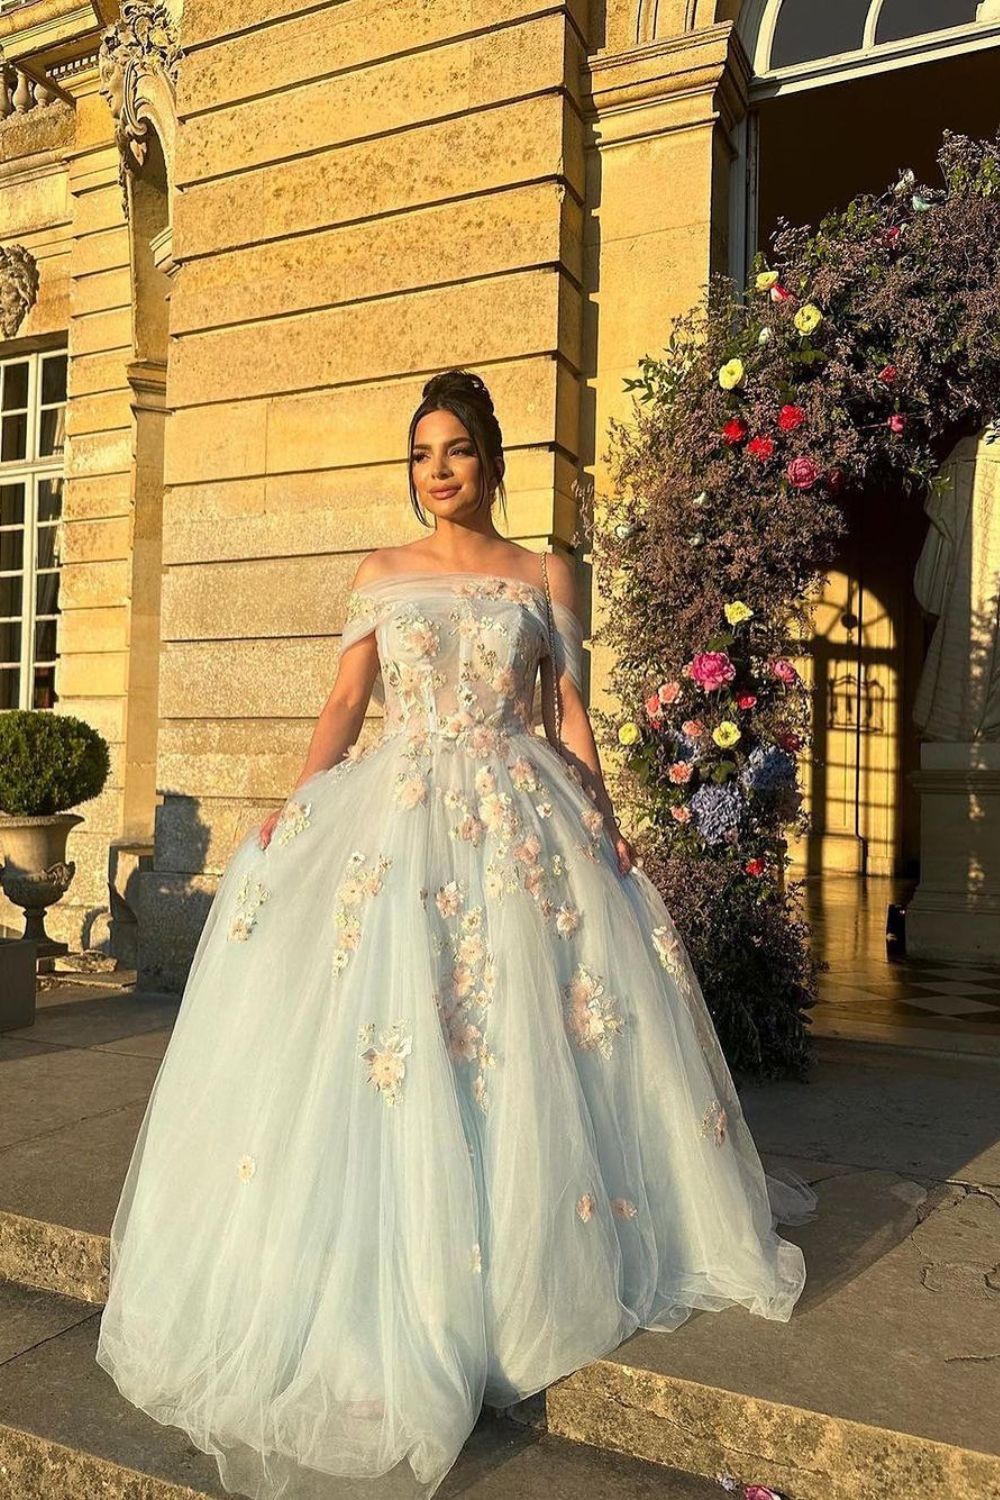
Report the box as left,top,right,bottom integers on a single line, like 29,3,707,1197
1,979,999,1499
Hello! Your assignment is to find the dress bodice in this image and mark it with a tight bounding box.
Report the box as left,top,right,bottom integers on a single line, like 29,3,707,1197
340,570,584,749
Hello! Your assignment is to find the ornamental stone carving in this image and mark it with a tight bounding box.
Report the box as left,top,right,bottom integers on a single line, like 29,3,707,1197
97,0,183,221
0,245,39,339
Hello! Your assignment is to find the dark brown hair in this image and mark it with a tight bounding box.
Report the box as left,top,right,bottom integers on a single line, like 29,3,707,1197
406,368,508,528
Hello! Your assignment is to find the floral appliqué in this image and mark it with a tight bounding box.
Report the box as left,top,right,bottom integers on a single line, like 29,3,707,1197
358,1020,412,1106
430,883,498,1113
274,799,311,845
563,963,625,1059
576,1192,596,1222
237,1154,256,1183
228,872,270,941
700,1099,728,1146
332,850,392,976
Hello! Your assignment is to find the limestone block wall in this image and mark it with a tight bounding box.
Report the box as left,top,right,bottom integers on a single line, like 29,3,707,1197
138,0,591,986
0,71,141,952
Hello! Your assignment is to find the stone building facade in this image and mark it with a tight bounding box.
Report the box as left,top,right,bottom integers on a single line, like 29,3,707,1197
2,0,998,981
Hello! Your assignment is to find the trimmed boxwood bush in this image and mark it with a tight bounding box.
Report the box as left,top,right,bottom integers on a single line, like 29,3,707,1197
0,710,110,817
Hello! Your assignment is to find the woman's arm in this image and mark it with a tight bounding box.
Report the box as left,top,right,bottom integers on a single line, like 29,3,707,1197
538,552,639,876
258,558,381,845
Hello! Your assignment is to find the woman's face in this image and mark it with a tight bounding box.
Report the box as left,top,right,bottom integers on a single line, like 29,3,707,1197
411,408,487,519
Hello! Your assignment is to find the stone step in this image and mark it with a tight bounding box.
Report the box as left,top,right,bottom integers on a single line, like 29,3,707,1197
0,1282,720,1500
4,987,1000,1500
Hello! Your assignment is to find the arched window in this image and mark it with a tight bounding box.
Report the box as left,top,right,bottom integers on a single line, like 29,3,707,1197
744,0,1000,84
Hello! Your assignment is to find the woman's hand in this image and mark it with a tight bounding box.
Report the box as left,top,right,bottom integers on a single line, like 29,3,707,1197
606,814,640,876
257,808,282,850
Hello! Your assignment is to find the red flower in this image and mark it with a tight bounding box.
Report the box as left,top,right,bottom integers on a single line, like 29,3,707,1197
722,418,749,446
747,435,775,462
776,729,802,752
745,858,765,877
769,284,794,303
777,404,805,432
877,363,897,385
786,456,819,490
826,466,847,496
882,226,902,248
888,413,907,434
736,692,757,710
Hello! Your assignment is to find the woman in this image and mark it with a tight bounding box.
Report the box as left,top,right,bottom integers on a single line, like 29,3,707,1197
96,367,817,1500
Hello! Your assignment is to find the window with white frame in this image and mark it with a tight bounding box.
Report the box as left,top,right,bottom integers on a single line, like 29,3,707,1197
751,0,1000,76
0,348,67,711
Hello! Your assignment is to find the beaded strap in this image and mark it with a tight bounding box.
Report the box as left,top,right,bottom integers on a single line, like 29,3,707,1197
540,551,563,749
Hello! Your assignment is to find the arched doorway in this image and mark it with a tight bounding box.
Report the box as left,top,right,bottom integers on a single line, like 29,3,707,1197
726,1,1000,899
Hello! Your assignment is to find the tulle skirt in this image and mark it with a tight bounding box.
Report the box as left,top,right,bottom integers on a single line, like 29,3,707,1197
95,725,817,1500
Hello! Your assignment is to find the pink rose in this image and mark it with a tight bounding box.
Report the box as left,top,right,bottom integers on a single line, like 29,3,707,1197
645,692,662,720
668,762,693,784
681,718,705,738
786,456,819,490
744,1488,782,1500
658,680,682,705
770,658,798,685
888,413,907,434
670,805,692,824
690,651,736,693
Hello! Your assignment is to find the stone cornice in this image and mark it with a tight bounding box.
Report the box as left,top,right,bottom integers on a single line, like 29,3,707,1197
582,21,751,144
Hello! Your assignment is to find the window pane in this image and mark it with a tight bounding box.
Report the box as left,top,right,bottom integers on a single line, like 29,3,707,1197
0,667,18,710
0,574,22,617
1,482,25,525
35,617,57,660
36,522,60,568
1,412,27,463
1,361,28,412
0,620,19,663
41,353,68,405
36,569,60,615
876,0,978,44
38,405,66,458
770,0,870,67
32,662,56,709
37,477,62,523
0,529,23,571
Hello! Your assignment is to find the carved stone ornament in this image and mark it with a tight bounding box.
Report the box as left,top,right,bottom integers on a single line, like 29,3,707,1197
0,244,40,339
97,0,183,222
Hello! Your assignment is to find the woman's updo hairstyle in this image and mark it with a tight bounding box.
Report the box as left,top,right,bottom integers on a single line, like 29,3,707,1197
406,368,508,529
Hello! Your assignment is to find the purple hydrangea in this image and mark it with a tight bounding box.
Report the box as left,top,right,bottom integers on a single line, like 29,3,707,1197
689,781,744,843
741,744,797,794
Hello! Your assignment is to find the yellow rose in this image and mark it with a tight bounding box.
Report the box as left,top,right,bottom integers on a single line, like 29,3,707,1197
618,721,641,746
718,358,745,391
794,303,823,335
712,721,741,749
755,270,779,291
724,600,753,625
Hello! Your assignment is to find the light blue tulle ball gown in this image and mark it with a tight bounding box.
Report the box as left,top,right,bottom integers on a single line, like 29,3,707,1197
95,559,817,1500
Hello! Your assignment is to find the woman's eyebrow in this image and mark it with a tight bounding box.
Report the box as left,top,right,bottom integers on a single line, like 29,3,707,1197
410,439,468,451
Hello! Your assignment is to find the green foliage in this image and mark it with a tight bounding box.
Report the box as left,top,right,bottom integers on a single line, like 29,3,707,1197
0,710,110,816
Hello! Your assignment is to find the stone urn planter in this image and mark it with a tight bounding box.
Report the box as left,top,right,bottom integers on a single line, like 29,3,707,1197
0,709,110,964
0,812,84,956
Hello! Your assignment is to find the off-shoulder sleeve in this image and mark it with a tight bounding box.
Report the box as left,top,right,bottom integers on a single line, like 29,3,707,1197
548,600,585,695
531,600,585,733
339,586,384,705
